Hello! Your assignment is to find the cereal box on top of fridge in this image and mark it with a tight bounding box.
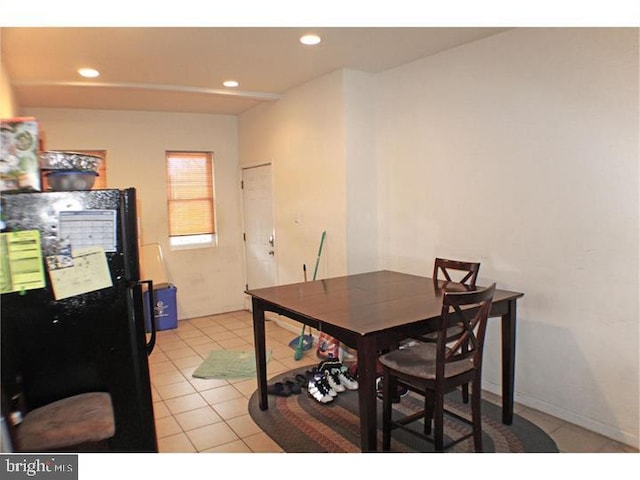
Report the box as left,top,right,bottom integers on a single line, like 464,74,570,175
0,117,41,192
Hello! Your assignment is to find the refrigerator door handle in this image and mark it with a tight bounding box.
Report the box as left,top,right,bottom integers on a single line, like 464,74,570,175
140,279,156,355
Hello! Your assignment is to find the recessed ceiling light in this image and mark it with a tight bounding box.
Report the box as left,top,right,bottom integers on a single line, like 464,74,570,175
223,80,239,88
300,34,321,46
78,68,100,78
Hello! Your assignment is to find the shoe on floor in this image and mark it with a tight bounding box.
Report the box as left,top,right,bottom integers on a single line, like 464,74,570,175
319,359,358,391
335,365,358,390
308,373,334,403
267,382,292,397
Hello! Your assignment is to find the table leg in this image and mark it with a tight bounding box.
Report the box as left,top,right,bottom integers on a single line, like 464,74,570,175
356,337,378,452
501,299,517,424
251,298,268,411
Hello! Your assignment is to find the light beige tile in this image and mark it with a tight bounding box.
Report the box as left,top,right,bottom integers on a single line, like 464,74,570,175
200,385,244,405
232,378,258,397
201,325,233,337
174,406,223,431
157,432,196,453
265,359,290,377
232,326,255,338
207,329,242,341
149,350,169,364
184,336,218,347
550,423,611,452
516,406,566,434
202,325,237,342
163,393,208,415
152,400,171,419
156,381,197,400
185,422,240,451
202,440,253,453
597,439,639,453
225,413,262,438
190,342,224,357
266,344,294,360
150,385,161,402
211,397,251,420
187,375,229,392
172,355,205,370
149,360,179,375
176,327,205,339
155,415,183,439
152,370,188,387
164,346,198,360
155,330,180,342
242,432,284,453
158,338,189,352
216,337,252,349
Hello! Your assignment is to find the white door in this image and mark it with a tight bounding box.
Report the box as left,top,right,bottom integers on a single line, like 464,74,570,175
242,164,276,291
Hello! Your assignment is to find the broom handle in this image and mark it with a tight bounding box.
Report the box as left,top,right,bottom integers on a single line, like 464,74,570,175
312,231,326,281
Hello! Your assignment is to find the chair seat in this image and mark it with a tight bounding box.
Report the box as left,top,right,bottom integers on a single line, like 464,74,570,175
379,342,473,381
16,392,115,452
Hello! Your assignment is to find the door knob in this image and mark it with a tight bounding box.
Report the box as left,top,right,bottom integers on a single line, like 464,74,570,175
268,250,274,256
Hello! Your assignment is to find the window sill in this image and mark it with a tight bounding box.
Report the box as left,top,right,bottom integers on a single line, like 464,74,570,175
169,234,217,250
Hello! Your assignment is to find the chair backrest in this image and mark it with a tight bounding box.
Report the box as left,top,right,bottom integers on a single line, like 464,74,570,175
433,257,480,286
437,283,496,376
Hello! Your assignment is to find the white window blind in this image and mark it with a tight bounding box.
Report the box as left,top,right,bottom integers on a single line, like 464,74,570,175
166,151,215,238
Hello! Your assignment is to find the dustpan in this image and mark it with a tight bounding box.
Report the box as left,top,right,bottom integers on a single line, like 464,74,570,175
288,334,313,351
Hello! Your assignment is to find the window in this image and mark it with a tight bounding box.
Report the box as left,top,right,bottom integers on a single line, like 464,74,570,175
166,151,216,248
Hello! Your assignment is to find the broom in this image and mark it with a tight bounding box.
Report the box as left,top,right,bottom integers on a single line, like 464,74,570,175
293,230,326,360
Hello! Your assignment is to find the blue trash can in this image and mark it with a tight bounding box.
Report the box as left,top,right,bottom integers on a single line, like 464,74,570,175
143,283,178,332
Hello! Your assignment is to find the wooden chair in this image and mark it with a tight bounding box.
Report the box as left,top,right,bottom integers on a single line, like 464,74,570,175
414,257,481,403
379,283,496,452
433,257,480,287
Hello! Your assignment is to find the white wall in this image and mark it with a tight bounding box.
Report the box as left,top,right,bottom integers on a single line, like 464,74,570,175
375,28,639,446
239,70,348,286
23,108,246,319
344,69,379,274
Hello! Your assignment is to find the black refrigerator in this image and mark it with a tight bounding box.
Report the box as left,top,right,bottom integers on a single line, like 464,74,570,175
0,188,158,452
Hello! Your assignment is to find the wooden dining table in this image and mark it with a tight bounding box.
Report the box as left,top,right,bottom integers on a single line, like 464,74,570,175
246,270,524,452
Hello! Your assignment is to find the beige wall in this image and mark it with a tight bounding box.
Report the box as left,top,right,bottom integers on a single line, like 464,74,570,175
375,27,639,446
22,107,245,319
0,58,18,118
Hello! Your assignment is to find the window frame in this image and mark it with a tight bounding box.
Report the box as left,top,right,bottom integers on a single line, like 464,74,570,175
165,150,216,249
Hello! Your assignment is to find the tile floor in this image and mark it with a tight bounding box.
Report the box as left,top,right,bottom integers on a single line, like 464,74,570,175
149,310,638,454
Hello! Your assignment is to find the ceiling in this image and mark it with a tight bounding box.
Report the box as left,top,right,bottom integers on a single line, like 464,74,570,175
1,27,509,115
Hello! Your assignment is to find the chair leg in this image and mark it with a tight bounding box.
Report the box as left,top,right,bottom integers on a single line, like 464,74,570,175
461,338,470,403
382,370,394,451
471,381,483,453
461,383,469,404
424,391,433,435
434,391,445,452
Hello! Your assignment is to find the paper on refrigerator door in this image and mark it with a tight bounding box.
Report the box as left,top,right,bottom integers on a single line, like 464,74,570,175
48,246,113,300
0,230,46,294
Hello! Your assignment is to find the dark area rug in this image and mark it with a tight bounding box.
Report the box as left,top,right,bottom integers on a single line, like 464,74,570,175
248,367,559,453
